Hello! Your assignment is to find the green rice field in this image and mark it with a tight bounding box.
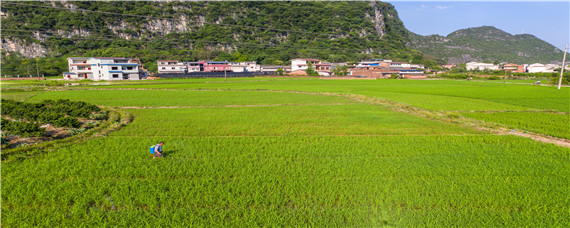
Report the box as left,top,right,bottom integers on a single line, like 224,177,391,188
1,78,569,226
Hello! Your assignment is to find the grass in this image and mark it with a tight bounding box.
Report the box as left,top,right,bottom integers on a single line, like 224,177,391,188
1,78,569,226
462,112,570,139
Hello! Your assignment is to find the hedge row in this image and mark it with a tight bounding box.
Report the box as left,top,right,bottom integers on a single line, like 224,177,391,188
1,99,103,128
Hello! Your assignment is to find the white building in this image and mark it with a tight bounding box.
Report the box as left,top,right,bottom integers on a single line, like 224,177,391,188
291,58,321,71
291,58,331,76
466,62,499,71
157,60,187,73
527,63,552,73
64,57,141,81
229,61,260,72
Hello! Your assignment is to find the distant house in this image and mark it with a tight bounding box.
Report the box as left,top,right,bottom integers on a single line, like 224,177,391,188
466,62,499,71
357,61,390,68
157,60,187,74
186,62,201,72
230,62,260,72
261,65,290,73
291,58,331,76
442,64,457,69
203,61,230,72
399,70,426,79
409,64,425,70
502,63,519,71
526,63,545,73
64,57,141,81
349,66,398,78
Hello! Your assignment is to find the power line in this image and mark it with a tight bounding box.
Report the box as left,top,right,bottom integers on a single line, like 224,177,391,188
2,2,333,37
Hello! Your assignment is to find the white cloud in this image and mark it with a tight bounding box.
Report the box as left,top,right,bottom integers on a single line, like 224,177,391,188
436,5,452,10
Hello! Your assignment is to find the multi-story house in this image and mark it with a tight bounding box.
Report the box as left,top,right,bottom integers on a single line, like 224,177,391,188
290,58,331,76
186,62,202,72
229,62,261,72
203,61,230,72
466,62,499,71
64,57,141,81
157,60,187,73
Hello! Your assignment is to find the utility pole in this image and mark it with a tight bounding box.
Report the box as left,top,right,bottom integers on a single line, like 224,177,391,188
36,58,40,79
503,68,507,84
224,60,227,81
558,44,568,90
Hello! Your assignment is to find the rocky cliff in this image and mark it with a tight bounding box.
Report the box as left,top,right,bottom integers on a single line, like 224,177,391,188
1,1,411,62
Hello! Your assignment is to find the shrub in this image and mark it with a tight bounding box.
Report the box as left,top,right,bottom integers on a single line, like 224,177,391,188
53,117,81,128
38,112,63,123
1,118,45,137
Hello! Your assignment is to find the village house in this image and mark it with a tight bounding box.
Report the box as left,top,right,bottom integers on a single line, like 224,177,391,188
526,63,547,73
466,62,499,71
348,59,426,79
502,63,519,71
229,61,261,72
349,66,399,78
260,65,291,73
203,61,231,72
290,58,331,76
157,60,187,74
64,57,142,81
442,64,457,69
186,62,201,72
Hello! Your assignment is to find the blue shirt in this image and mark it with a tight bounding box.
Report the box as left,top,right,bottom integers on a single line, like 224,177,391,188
154,144,163,153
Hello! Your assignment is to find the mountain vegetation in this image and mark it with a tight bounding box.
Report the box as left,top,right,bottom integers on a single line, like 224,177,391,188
1,1,437,75
409,26,565,64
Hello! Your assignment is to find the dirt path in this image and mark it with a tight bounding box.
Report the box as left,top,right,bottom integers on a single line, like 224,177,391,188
506,130,570,148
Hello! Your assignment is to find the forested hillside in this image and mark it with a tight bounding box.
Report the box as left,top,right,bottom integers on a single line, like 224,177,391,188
1,1,436,75
409,26,565,64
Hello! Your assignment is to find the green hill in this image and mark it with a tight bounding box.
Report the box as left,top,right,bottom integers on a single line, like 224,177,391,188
409,26,565,64
1,1,433,75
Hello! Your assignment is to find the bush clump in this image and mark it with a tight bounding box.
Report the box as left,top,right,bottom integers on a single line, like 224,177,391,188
1,118,45,137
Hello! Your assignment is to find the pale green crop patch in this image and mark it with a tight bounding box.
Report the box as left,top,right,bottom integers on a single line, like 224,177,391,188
115,104,481,137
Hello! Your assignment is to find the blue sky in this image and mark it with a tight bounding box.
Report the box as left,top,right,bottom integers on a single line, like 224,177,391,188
385,1,569,51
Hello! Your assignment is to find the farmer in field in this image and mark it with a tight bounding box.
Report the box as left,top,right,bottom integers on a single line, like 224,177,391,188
150,142,165,158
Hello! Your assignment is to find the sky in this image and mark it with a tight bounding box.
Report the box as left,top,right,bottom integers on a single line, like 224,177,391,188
385,1,570,51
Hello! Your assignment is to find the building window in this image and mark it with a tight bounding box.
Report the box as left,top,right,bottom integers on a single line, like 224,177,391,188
162,67,165,70
126,67,133,70
112,74,119,78
111,67,118,70
172,67,175,70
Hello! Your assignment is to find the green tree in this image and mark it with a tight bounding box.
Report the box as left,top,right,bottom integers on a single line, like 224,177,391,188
275,68,285,76
305,61,319,76
331,65,349,76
